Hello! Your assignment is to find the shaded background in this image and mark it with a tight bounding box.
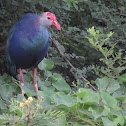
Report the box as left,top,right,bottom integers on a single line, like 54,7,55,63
0,0,126,82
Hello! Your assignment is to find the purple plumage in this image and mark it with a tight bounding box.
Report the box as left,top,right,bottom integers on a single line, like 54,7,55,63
7,14,50,73
6,12,61,99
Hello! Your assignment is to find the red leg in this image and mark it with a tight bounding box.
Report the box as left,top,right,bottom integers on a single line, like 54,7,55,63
33,68,40,99
19,68,24,95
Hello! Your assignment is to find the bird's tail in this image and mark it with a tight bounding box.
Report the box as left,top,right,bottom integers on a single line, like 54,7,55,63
6,53,17,79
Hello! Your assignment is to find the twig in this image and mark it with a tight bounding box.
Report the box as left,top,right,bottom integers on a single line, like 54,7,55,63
26,104,31,126
105,78,112,92
72,121,92,125
98,78,112,106
50,38,97,91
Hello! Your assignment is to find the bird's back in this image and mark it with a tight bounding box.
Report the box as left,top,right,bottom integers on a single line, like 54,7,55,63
6,13,50,77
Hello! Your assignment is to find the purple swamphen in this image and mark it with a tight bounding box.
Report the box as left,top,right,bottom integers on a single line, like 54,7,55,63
6,12,61,99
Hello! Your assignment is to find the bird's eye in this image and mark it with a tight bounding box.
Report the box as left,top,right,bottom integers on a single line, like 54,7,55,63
47,17,51,19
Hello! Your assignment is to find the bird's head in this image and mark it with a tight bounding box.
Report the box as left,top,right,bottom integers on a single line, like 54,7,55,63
39,12,61,30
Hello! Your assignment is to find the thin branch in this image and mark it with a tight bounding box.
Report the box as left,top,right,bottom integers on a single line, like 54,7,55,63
105,78,112,92
98,78,112,106
71,121,92,125
50,38,97,91
27,104,31,126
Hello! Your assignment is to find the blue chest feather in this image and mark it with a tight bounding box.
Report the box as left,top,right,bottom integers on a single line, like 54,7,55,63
6,14,50,70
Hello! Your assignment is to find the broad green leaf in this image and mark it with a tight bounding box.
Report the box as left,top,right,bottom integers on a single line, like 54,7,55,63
119,73,126,82
52,79,71,92
101,91,117,108
51,73,63,81
17,123,26,126
38,58,54,70
113,91,126,102
38,90,56,99
113,114,124,126
109,107,122,117
102,117,114,126
95,77,120,93
23,82,34,91
0,100,7,109
0,84,14,101
89,106,109,119
76,88,100,104
53,92,75,107
122,98,126,111
37,76,52,91
45,70,52,78
102,114,124,126
21,85,36,97
51,73,71,92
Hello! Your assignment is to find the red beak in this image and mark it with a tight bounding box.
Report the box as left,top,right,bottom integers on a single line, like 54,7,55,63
51,20,61,30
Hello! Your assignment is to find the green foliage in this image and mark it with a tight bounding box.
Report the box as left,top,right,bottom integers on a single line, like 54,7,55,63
0,97,65,126
86,26,125,80
95,77,120,93
0,53,126,125
0,0,126,125
38,58,54,71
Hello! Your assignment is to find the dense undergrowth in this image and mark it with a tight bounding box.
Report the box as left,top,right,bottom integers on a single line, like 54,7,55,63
0,0,126,126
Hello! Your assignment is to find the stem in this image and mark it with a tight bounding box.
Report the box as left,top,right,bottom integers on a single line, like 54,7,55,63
105,78,112,92
71,121,92,125
98,78,112,106
50,38,97,91
26,104,31,126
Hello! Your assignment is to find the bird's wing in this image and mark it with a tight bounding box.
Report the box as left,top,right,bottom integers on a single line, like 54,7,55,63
6,24,17,78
